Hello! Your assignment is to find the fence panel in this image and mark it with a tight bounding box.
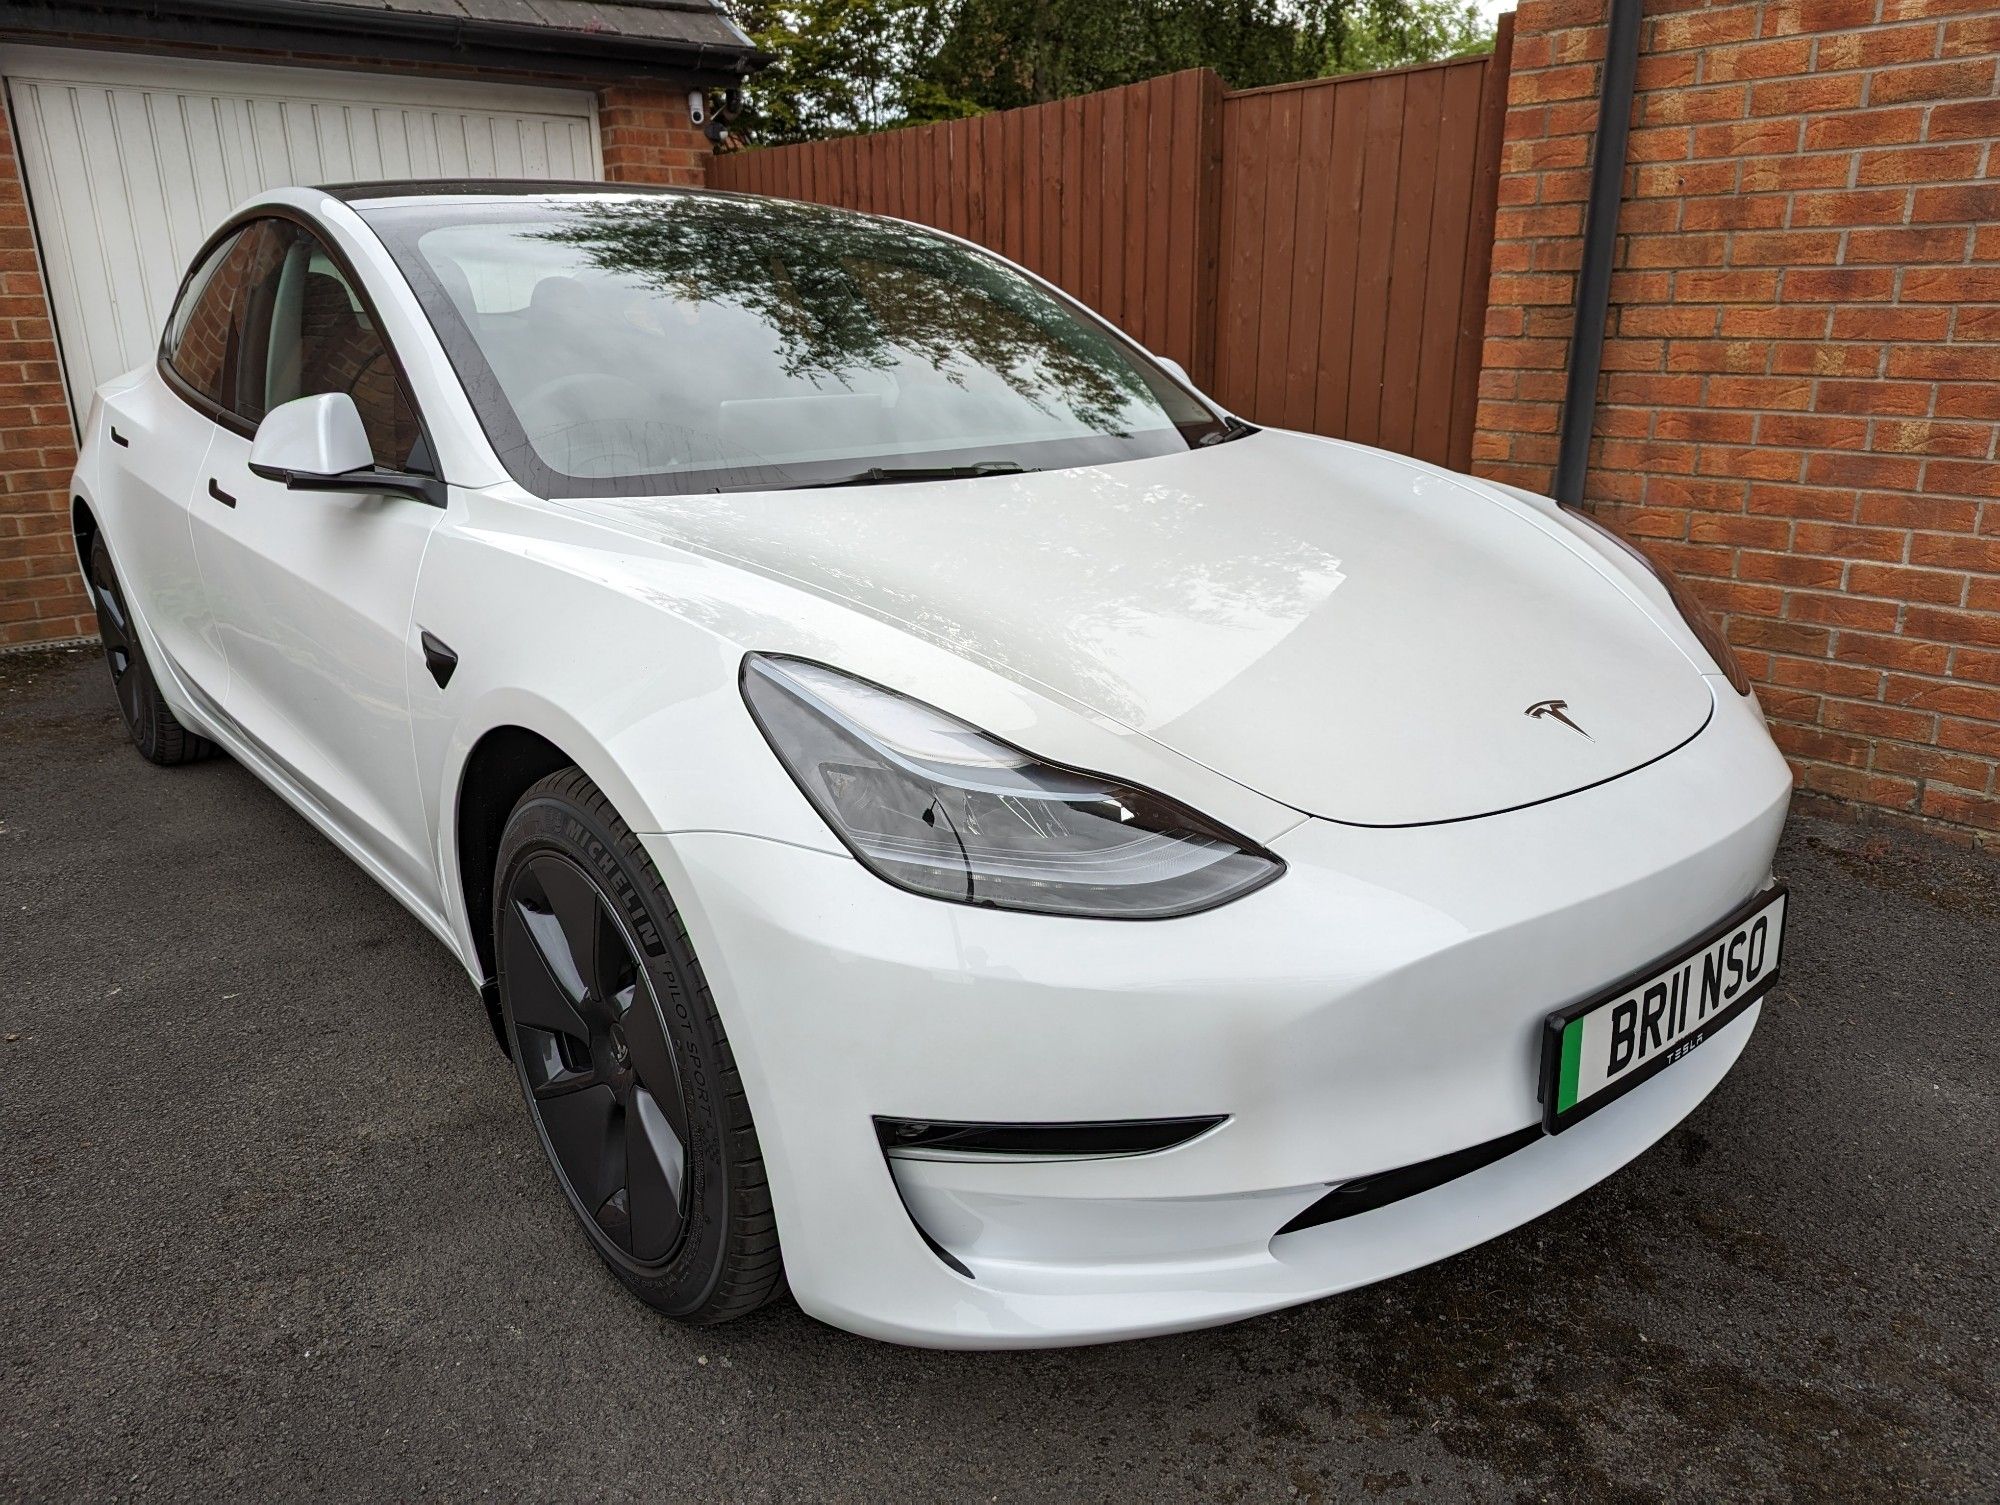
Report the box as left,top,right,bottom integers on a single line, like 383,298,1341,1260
1210,35,1508,469
709,22,1511,469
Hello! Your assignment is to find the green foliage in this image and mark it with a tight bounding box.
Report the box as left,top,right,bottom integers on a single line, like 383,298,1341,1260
730,1,930,142
1334,0,1495,73
729,1,1494,143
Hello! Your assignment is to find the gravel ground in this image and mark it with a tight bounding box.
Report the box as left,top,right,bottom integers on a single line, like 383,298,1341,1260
2,644,1995,1503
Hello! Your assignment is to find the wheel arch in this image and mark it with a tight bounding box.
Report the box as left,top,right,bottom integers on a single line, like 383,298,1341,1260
71,494,99,580
452,723,580,988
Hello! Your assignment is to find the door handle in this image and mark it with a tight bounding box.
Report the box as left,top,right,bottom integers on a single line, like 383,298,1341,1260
207,478,237,508
110,426,129,447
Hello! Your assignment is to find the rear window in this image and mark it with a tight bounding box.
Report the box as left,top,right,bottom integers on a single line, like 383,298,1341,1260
162,229,256,407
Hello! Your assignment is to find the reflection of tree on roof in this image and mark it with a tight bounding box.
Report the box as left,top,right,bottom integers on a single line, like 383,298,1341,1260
532,194,1151,433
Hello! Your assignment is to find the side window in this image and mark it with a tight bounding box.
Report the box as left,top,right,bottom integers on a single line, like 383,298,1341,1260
162,229,258,407
230,222,429,473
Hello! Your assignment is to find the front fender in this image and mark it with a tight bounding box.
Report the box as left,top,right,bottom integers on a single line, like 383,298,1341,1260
412,489,848,978
413,482,1309,980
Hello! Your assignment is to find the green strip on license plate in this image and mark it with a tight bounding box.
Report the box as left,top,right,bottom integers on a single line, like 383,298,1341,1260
1557,1016,1584,1114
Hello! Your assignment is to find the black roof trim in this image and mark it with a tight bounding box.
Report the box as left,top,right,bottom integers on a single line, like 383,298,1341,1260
317,178,909,229
321,178,687,202
321,179,795,210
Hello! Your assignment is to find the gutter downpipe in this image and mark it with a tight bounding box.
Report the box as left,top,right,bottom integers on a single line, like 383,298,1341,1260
1553,0,1644,507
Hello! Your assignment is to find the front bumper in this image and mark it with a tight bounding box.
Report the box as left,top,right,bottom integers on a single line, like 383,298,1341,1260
645,691,1792,1347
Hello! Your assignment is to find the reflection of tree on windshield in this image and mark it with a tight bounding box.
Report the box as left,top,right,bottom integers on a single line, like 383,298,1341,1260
533,194,1152,433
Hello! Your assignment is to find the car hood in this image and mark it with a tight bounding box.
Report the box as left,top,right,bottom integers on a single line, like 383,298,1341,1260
567,431,1714,826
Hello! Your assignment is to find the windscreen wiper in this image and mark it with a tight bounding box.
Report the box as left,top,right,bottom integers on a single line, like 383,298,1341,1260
1195,415,1258,447
799,460,1029,488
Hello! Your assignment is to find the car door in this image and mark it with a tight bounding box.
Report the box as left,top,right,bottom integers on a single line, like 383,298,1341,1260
99,229,258,705
186,216,445,912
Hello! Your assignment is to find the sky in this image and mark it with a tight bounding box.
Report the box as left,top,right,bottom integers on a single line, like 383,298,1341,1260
1474,1,1511,21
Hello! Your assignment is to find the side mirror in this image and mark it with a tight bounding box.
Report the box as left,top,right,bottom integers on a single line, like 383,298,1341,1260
247,392,443,506
249,392,373,481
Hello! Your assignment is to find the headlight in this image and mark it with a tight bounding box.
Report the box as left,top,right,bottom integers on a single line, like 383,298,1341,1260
741,655,1284,918
1564,506,1753,697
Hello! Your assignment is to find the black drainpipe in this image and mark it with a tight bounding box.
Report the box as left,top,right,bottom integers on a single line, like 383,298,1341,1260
1553,0,1645,507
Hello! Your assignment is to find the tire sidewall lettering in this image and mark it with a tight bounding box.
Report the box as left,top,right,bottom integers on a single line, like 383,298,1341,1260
499,793,732,1310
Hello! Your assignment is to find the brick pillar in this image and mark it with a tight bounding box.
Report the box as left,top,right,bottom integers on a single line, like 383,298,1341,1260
1473,0,2000,847
598,83,714,185
0,100,90,647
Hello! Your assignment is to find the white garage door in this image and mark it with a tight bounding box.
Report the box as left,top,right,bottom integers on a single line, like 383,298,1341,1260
2,46,604,417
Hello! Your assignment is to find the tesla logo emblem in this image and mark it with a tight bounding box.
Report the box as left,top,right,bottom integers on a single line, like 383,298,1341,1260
1526,699,1591,739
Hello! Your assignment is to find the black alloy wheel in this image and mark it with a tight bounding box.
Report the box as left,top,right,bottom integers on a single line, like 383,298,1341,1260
87,533,215,765
501,850,691,1265
493,769,784,1322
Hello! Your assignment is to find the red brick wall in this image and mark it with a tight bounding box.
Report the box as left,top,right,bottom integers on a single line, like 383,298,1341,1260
0,37,713,648
599,83,713,184
0,98,89,645
1475,0,2000,848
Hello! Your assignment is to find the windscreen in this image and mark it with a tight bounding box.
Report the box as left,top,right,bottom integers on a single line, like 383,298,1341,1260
361,193,1229,496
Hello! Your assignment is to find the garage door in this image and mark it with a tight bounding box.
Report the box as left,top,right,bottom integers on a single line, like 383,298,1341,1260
2,46,604,418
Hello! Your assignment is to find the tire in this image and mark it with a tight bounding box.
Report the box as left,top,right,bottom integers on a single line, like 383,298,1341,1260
493,768,784,1324
86,533,217,766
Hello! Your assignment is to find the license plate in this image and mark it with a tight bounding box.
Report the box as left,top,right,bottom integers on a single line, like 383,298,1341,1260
1540,885,1788,1134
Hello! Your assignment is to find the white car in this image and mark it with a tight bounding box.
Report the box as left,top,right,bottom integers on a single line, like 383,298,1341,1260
72,182,1792,1349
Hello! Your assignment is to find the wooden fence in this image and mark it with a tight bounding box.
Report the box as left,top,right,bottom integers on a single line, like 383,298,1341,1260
713,70,1227,393
711,20,1512,472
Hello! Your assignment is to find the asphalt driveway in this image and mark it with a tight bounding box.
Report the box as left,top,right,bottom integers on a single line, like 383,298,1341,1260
2,644,1995,1502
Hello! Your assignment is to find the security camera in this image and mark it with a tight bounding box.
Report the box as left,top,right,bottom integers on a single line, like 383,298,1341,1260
687,89,707,127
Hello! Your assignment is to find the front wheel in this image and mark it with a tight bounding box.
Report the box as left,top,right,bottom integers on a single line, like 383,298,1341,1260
493,768,784,1323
